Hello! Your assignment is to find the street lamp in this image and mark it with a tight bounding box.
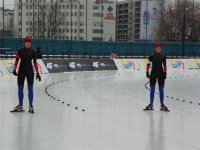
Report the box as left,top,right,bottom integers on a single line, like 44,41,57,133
182,0,186,58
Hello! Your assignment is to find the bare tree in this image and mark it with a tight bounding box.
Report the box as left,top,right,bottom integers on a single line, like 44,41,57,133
155,0,200,42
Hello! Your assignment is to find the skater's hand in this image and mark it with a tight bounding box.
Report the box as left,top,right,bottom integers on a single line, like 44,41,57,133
13,70,18,76
36,73,41,81
146,71,150,79
163,72,167,79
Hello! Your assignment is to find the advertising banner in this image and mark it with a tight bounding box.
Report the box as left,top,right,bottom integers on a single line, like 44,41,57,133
90,59,117,71
43,59,70,73
66,59,92,72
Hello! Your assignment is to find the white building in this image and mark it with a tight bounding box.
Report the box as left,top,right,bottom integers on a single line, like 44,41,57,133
116,0,141,41
140,0,162,41
14,0,116,41
116,0,162,41
0,8,14,31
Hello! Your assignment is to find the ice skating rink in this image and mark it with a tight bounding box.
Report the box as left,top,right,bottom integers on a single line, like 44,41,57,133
0,70,200,150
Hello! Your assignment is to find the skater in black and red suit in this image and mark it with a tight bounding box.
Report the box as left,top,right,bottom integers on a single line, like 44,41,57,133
144,44,169,111
11,36,41,113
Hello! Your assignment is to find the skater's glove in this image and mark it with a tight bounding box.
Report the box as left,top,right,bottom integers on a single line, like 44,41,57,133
13,70,18,76
163,72,167,79
146,71,150,79
36,73,41,81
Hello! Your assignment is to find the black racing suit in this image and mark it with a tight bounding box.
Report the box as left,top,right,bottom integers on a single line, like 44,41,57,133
14,48,38,86
147,53,167,86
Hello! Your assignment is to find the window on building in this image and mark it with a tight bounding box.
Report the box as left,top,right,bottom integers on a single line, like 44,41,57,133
19,28,22,32
80,22,84,26
63,5,65,9
93,5,99,10
26,12,29,16
74,12,77,16
92,37,103,41
26,0,29,3
74,29,77,33
66,22,69,26
66,29,69,33
30,12,32,16
26,21,29,25
93,29,103,34
26,5,28,9
66,5,69,9
26,28,29,32
74,5,77,9
30,5,32,9
30,0,32,3
80,12,84,16
74,22,77,26
19,13,22,16
80,5,84,9
74,37,77,40
80,29,84,33
93,13,103,17
19,5,22,9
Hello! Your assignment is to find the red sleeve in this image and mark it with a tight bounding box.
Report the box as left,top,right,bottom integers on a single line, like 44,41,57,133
13,53,20,71
34,63,39,74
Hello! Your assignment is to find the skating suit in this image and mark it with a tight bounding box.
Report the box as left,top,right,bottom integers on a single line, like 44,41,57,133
147,53,167,86
14,48,39,86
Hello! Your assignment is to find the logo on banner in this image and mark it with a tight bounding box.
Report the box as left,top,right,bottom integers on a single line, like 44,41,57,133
172,61,184,69
93,62,99,68
69,62,90,69
93,62,107,68
123,61,135,70
197,62,200,68
69,62,76,69
47,63,67,69
104,6,115,20
4,62,14,74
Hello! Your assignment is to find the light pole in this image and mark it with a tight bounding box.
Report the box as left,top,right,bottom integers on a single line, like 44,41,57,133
3,0,4,48
182,0,186,58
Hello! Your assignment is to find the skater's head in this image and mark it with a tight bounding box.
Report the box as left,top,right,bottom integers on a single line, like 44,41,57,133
154,43,162,54
24,36,31,49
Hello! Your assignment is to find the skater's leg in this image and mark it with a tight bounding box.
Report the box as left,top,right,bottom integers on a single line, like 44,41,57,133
158,75,165,105
150,85,155,104
159,86,164,105
150,74,156,105
28,86,33,107
26,71,34,107
17,72,25,106
18,86,24,106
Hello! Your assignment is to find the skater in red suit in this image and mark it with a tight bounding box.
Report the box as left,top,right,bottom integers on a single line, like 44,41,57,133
144,44,169,111
11,36,41,113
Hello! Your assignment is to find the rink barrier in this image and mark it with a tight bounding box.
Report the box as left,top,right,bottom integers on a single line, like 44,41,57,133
0,59,48,77
43,58,117,73
1,59,200,77
113,59,200,71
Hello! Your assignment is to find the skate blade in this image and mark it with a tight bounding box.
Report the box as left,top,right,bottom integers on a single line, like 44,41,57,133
10,110,25,113
160,109,170,112
28,111,34,114
143,108,154,111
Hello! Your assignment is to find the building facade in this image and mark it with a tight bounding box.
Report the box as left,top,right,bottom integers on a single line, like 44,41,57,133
0,8,14,32
14,0,116,41
116,0,162,41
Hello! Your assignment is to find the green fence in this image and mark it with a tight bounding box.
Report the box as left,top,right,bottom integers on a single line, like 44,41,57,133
0,38,200,58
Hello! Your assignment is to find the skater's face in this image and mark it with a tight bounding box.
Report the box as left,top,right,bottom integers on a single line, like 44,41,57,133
25,42,31,49
155,47,161,54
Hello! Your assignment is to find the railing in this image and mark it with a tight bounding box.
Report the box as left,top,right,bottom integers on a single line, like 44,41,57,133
0,38,200,59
